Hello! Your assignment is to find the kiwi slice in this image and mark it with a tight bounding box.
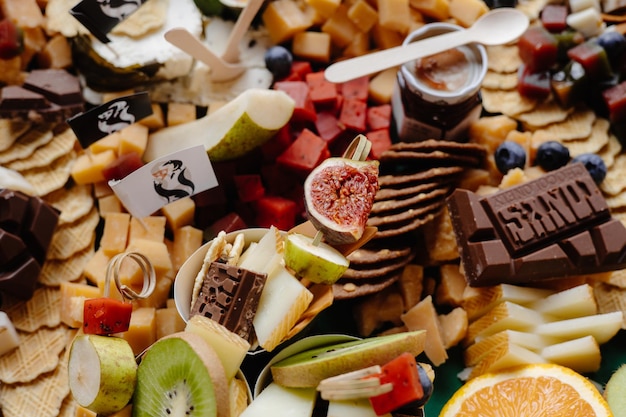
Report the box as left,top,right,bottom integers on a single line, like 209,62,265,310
132,332,229,417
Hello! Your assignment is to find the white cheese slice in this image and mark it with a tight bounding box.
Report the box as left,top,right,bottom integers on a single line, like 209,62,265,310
240,383,316,417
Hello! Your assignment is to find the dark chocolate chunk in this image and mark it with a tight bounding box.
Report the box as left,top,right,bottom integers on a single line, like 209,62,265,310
0,256,41,300
447,163,626,286
23,69,83,105
0,86,49,110
0,230,26,265
190,261,266,342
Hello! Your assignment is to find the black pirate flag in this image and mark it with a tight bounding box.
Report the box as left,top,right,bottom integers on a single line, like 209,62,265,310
67,91,153,148
70,0,149,43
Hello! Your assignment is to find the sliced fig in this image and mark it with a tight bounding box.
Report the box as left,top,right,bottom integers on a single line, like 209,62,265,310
304,157,379,245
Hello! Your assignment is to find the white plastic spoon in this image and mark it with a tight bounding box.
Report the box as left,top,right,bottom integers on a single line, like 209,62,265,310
164,28,245,82
221,0,265,63
324,8,529,84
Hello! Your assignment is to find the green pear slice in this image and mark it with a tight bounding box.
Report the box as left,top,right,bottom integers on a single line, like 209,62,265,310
144,88,295,162
605,364,626,417
283,233,349,284
270,330,426,388
68,334,137,415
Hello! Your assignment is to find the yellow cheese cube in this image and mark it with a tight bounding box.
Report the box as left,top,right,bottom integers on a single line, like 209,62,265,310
60,281,101,328
262,0,312,44
167,102,197,127
306,0,341,18
368,66,399,104
93,181,113,198
89,132,121,154
155,307,186,339
161,197,195,230
135,277,173,309
84,248,110,286
371,23,404,50
102,90,135,102
139,103,165,130
100,212,131,256
377,0,411,33
98,194,124,216
125,238,173,276
343,31,371,58
292,31,332,62
129,216,167,243
409,0,450,20
321,4,360,48
106,405,132,417
71,150,116,185
117,123,149,156
435,264,467,307
347,0,378,32
39,34,72,69
117,307,156,355
75,406,98,417
302,3,326,26
172,225,203,271
449,0,488,27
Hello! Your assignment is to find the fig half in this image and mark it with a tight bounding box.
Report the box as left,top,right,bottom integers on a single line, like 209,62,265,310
304,157,379,245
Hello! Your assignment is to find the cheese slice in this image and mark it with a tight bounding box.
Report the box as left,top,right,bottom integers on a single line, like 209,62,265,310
240,383,316,417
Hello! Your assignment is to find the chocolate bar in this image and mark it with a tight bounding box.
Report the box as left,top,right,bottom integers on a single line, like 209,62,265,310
190,261,267,342
447,163,626,286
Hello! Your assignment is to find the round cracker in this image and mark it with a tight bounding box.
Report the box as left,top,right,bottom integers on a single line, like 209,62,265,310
332,272,401,300
378,166,464,187
347,245,413,265
371,187,450,214
481,88,538,117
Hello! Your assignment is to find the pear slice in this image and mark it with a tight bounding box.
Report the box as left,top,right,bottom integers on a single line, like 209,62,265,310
284,233,349,284
270,330,426,388
605,364,626,417
68,334,137,415
144,88,295,162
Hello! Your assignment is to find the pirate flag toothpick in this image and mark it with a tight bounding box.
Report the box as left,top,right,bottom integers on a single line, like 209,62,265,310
70,0,149,44
67,91,153,148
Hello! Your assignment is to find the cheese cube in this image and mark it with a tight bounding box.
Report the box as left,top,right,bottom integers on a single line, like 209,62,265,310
155,307,186,339
135,277,173,309
292,31,332,62
129,216,167,243
167,102,197,127
262,0,312,44
117,123,149,156
125,238,173,277
71,150,117,185
161,197,195,230
75,406,98,417
348,0,379,32
100,212,131,256
93,181,113,198
368,66,398,104
322,4,361,48
306,0,341,18
448,0,488,27
1,0,44,29
84,248,110,286
117,307,156,355
377,0,411,33
38,34,72,69
435,263,467,307
172,225,203,271
89,132,121,154
409,0,450,20
98,194,124,216
371,23,404,49
343,31,371,58
60,281,101,328
401,295,448,366
139,103,165,130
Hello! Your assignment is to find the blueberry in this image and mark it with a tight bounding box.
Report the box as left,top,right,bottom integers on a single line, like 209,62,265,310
534,141,570,171
394,363,434,413
264,46,293,80
596,31,626,64
571,153,607,184
494,141,526,174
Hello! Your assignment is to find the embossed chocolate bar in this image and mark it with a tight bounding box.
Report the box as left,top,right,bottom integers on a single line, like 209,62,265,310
447,163,626,286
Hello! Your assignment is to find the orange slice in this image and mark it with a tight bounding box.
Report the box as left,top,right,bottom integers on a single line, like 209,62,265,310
440,363,612,417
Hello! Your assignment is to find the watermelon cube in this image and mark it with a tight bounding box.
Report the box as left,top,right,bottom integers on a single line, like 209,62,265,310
339,98,368,132
273,81,317,123
276,128,330,176
204,212,248,239
234,174,266,202
367,104,392,131
306,71,339,108
83,298,132,335
315,111,345,144
341,76,369,101
369,353,425,415
254,196,298,231
366,129,392,160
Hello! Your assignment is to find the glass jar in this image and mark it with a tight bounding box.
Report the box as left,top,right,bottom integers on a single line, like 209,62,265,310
391,23,488,142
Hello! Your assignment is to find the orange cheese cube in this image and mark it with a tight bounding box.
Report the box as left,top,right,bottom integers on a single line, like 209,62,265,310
100,212,131,256
322,4,361,48
262,0,312,44
306,0,341,18
89,132,122,154
84,248,111,286
155,307,186,339
117,307,156,355
118,123,149,156
468,114,518,154
93,181,113,198
1,0,44,28
75,406,98,417
125,238,173,276
60,281,101,328
71,150,117,185
129,216,167,243
343,31,371,58
409,0,450,20
449,0,488,27
371,23,404,49
161,197,195,230
135,277,173,309
368,66,399,104
435,263,467,307
98,194,124,216
292,31,332,63
167,102,197,127
38,34,72,69
377,0,411,33
22,27,47,67
172,225,203,271
139,103,165,130
348,0,379,32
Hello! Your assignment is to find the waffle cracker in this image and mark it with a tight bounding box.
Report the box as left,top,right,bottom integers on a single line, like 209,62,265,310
530,108,596,146
21,150,77,196
517,99,574,129
58,393,80,417
486,45,522,73
562,118,610,158
0,124,54,164
0,325,69,384
593,282,626,328
2,287,61,332
604,191,626,210
5,128,77,171
0,348,70,417
481,88,538,116
482,71,518,90
598,134,622,169
0,119,30,152
40,242,95,286
47,206,99,260
601,153,626,196
44,183,94,225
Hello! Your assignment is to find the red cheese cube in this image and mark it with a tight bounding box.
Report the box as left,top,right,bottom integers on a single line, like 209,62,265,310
276,128,330,176
602,80,626,123
261,125,294,161
341,76,369,101
205,212,248,239
254,196,297,231
370,353,425,415
518,26,558,72
234,174,266,202
315,111,345,144
306,71,339,107
518,65,552,99
367,129,392,160
541,4,568,33
367,104,392,131
567,40,613,80
339,98,368,132
101,151,144,181
273,81,317,123
83,298,132,335
291,61,313,80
